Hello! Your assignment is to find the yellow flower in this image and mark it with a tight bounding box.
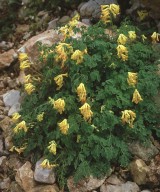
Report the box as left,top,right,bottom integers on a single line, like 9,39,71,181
47,141,57,155
54,73,68,90
24,74,32,83
141,34,147,42
12,112,21,123
71,13,80,22
10,145,27,154
71,49,87,64
41,159,58,169
53,98,65,114
137,10,148,21
24,83,35,95
79,103,93,122
55,43,73,66
116,45,128,61
127,72,138,86
76,83,87,103
19,53,31,70
13,121,28,133
117,34,128,45
100,5,111,24
58,119,69,135
69,18,79,28
19,53,28,61
60,13,80,40
128,31,136,41
20,60,31,70
132,89,143,104
121,110,136,128
151,32,159,43
109,4,120,17
37,112,44,122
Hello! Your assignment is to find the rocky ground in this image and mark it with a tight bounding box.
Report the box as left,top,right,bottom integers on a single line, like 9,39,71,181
0,0,160,191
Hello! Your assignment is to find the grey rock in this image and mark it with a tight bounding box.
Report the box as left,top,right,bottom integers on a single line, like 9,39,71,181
100,181,140,192
47,18,59,30
8,155,23,170
5,135,13,150
82,19,92,25
68,175,107,192
0,177,11,190
3,90,21,107
79,0,118,19
8,79,17,89
8,102,21,116
129,159,149,185
121,182,140,192
22,0,30,5
23,32,32,40
3,106,9,115
141,190,151,192
106,174,124,185
0,156,7,166
10,181,24,192
0,116,13,137
34,158,56,184
58,15,71,24
0,41,13,51
0,115,5,120
0,136,4,153
128,141,159,161
0,99,4,106
28,184,59,192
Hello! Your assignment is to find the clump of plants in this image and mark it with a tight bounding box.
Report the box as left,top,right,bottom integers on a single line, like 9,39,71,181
10,4,160,189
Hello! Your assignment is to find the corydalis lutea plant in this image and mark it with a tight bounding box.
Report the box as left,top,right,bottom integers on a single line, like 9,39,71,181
11,5,160,189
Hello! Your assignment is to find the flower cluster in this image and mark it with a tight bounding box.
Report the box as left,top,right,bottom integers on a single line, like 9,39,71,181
54,73,68,90
47,141,57,155
100,4,120,24
12,112,21,123
121,110,136,128
10,145,27,154
127,72,138,86
151,32,159,43
117,45,128,61
41,159,58,169
79,103,93,122
53,98,65,114
71,49,87,64
55,43,73,67
132,89,143,104
59,13,80,40
58,119,69,135
121,71,143,127
19,53,31,70
37,112,45,122
18,52,36,95
116,31,137,61
13,121,28,133
76,83,87,103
